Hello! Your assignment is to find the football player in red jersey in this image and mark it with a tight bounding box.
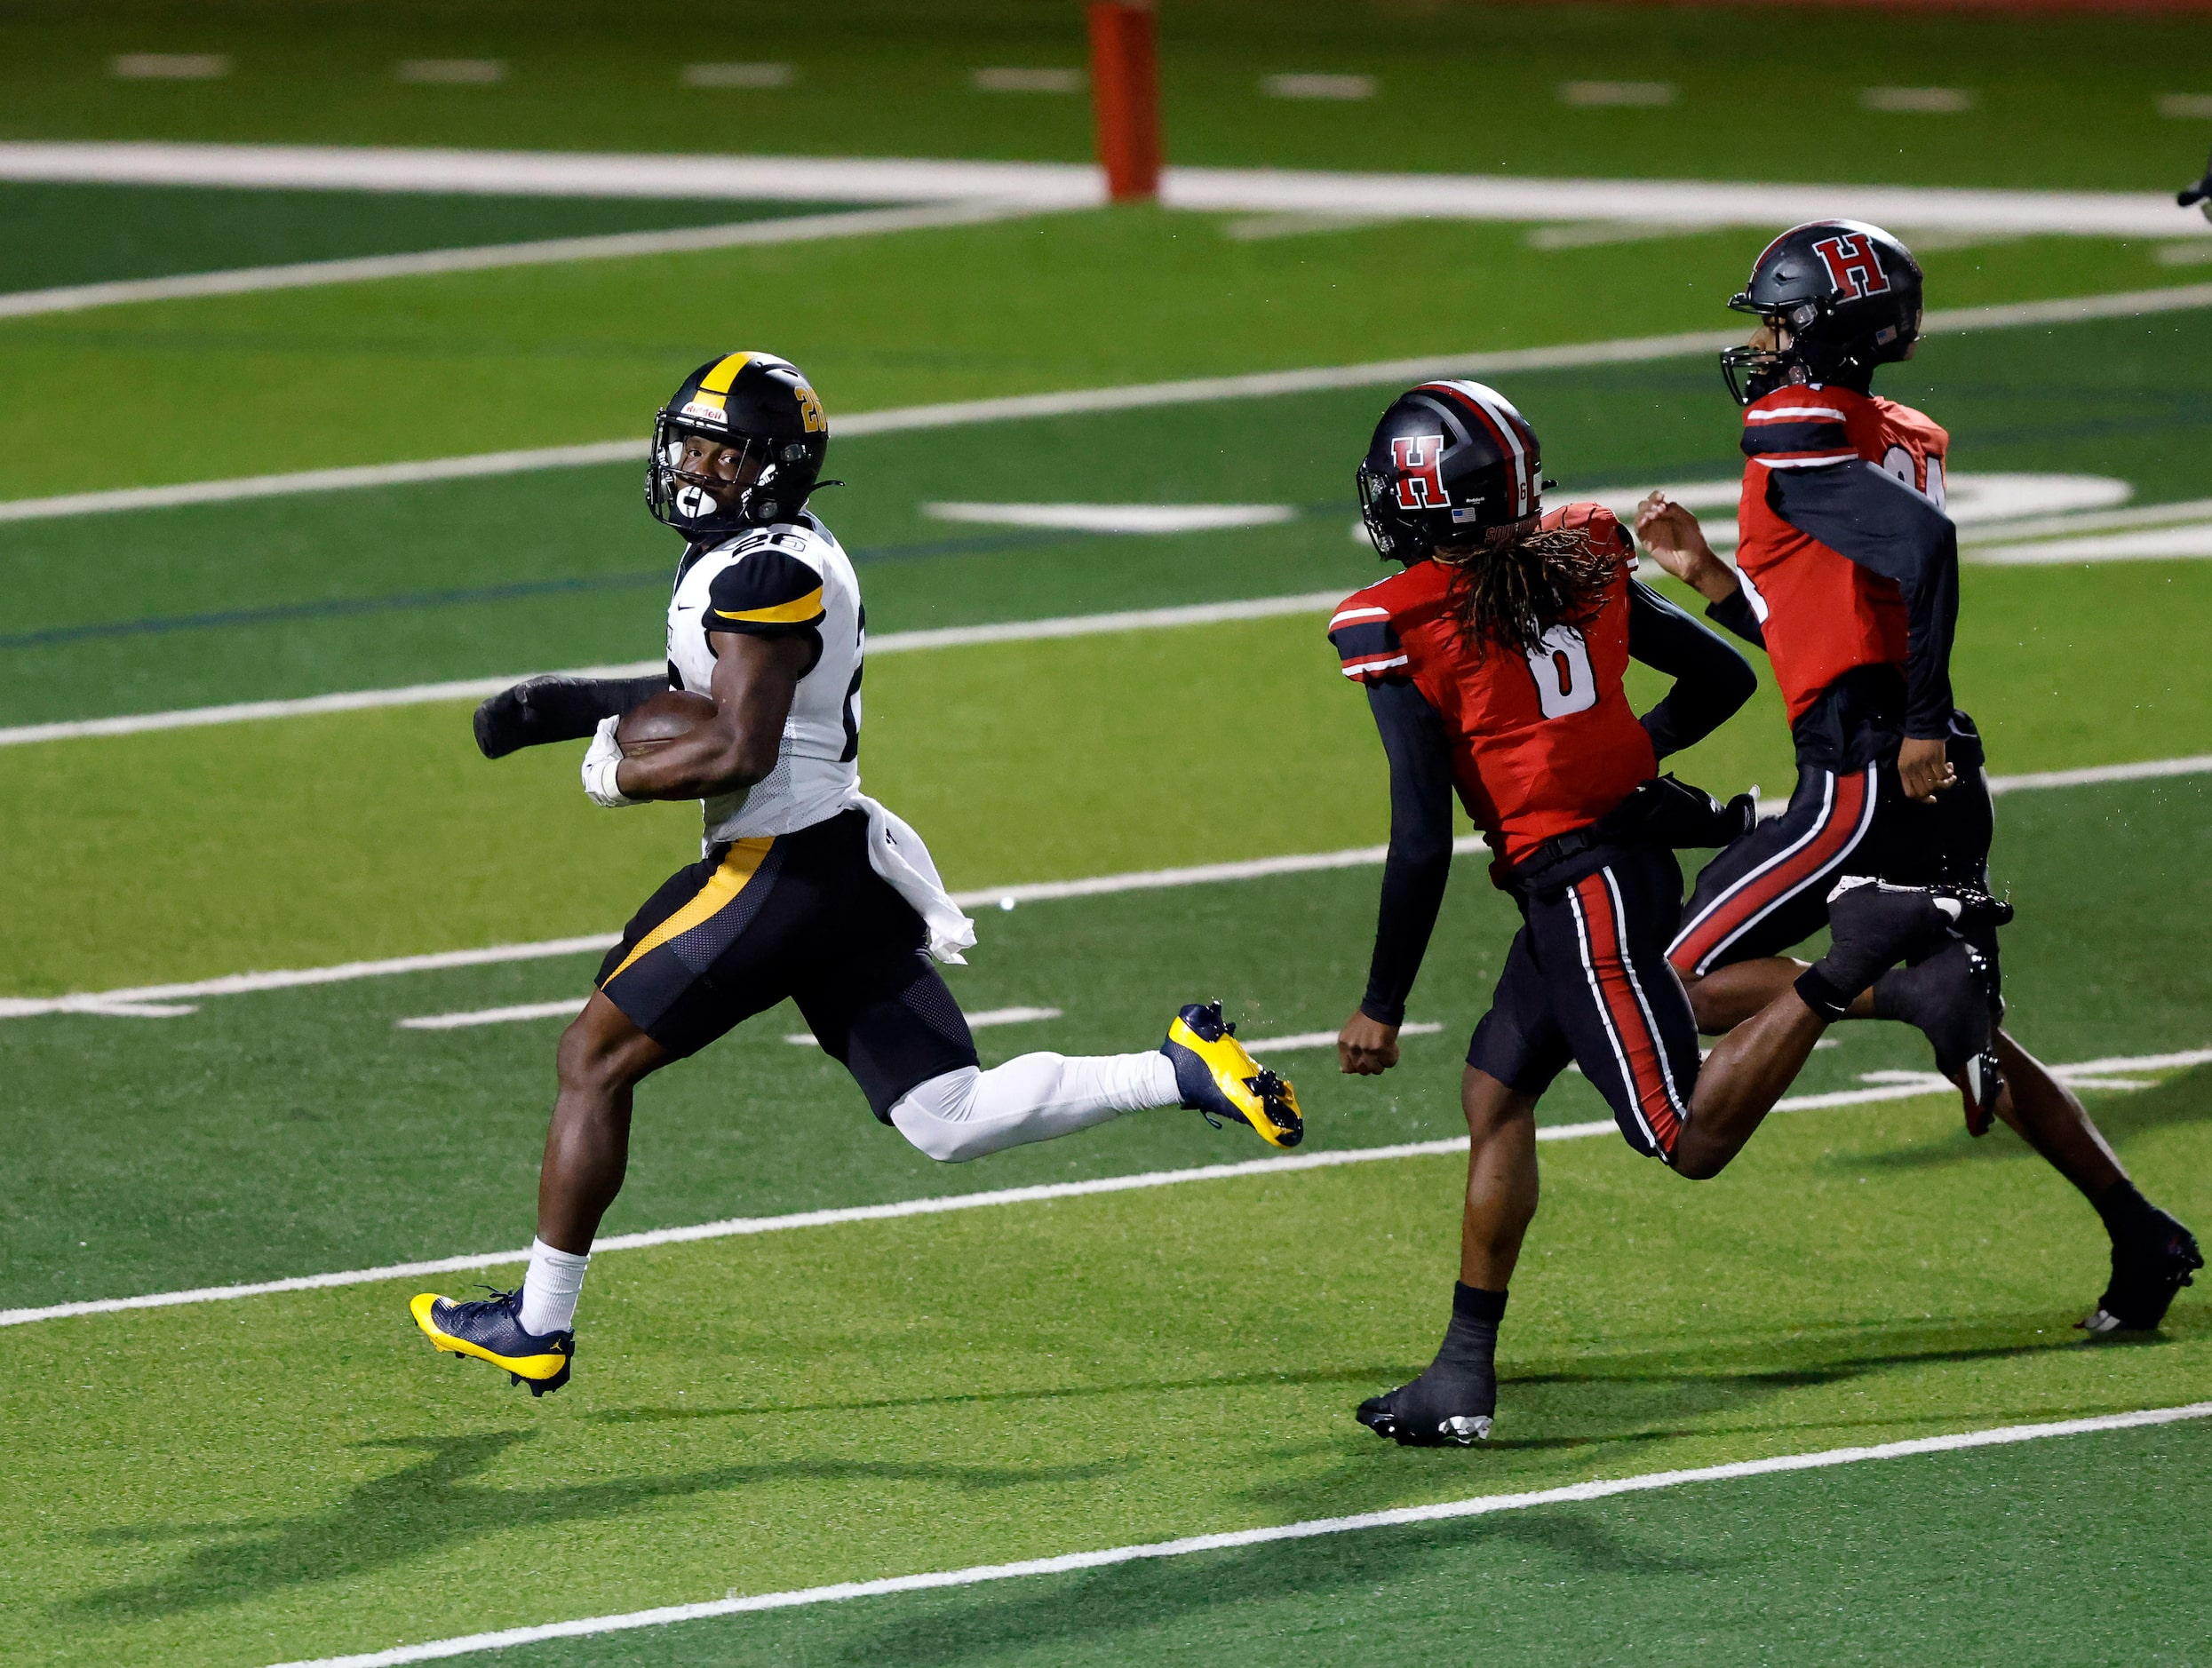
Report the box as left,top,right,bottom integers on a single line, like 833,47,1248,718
1636,220,2200,1337
1328,380,2007,1446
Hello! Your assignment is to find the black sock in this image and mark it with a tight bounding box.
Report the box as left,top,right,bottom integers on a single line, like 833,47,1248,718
1429,1283,1507,1380
2093,1180,2156,1240
1794,965,1855,1021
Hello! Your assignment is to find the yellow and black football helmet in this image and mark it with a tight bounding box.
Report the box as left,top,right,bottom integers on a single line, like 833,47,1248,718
645,351,830,537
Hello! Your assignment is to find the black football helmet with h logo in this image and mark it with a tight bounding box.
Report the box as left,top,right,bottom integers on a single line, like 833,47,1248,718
646,351,831,538
1357,380,1547,563
1720,220,1924,406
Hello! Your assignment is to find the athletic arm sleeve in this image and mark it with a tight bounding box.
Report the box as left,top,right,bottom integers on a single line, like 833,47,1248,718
1705,585,1767,648
1768,463,1961,739
1359,678,1457,1028
473,672,668,759
1627,580,1758,758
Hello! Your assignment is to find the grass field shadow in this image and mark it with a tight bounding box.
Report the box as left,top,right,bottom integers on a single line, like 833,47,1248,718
1829,1064,2212,1175
732,1508,1724,1668
1232,1315,2072,1530
61,1431,1128,1624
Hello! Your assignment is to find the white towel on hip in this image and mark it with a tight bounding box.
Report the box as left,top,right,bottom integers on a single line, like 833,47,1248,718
854,793,977,965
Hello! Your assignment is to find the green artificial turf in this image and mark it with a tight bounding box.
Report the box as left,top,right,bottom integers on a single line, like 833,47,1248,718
3,303,2207,724
9,306,2206,998
0,184,852,293
502,1422,2212,1666
4,773,2206,1311
3,0,2207,191
0,209,2190,499
10,566,2212,998
4,1081,2207,1667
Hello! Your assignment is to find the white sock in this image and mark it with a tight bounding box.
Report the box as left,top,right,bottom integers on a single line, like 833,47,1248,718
519,1237,590,1336
890,1052,1181,1164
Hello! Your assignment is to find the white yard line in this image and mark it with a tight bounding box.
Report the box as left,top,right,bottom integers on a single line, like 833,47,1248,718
1246,1021,1444,1054
5,1047,2202,1330
264,1401,2212,1668
0,593,1345,748
6,144,2207,240
1985,754,2212,794
396,997,587,1031
0,201,1055,322
782,1005,1062,1045
5,282,2207,532
7,747,2212,1018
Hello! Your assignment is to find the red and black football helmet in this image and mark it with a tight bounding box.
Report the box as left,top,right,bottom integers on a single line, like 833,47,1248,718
645,351,831,537
1720,220,1924,406
1357,380,1546,563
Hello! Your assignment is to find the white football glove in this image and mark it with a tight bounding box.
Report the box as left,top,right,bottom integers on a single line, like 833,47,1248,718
581,716,641,808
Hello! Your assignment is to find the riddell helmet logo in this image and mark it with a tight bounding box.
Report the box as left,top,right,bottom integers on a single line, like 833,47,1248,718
1391,434,1449,509
1810,233,1891,300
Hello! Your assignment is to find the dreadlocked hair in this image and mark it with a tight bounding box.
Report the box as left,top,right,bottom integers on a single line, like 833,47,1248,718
1432,517,1620,659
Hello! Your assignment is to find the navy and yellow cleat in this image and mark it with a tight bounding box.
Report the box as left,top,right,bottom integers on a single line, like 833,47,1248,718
410,1288,574,1396
1161,1000,1303,1148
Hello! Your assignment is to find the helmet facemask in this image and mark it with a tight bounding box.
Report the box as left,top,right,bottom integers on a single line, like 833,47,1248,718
646,414,799,536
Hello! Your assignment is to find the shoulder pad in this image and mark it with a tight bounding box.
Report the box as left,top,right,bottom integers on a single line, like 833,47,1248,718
1872,396,1950,457
1328,581,1410,684
705,542,826,635
1740,387,1857,469
1542,500,1633,557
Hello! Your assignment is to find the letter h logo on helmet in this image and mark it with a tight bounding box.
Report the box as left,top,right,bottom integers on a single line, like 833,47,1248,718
1810,232,1891,301
1390,433,1449,510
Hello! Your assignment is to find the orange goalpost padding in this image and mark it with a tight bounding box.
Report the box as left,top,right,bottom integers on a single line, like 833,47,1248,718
1088,2,1161,202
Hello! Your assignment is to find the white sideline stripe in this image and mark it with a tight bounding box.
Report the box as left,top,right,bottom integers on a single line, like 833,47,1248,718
7,1048,2201,1330
10,748,2212,1014
7,145,2208,239
6,281,2208,531
0,594,1344,748
266,1402,2212,1668
0,144,1106,205
0,201,1054,321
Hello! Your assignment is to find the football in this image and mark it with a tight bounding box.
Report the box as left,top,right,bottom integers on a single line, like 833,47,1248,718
615,688,718,756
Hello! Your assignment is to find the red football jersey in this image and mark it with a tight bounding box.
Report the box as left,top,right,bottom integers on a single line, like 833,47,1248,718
1734,385,1951,721
1330,504,1657,867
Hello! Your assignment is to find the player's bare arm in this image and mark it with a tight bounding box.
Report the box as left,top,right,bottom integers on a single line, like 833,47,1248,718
1633,492,1739,603
609,632,809,802
1336,1011,1400,1075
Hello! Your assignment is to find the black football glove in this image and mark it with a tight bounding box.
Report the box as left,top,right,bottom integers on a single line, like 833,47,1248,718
473,673,666,759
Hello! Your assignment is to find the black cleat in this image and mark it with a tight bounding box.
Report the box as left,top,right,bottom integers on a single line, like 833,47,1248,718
2082,1211,2204,1335
1804,877,2015,1019
1874,938,2004,1136
1357,1373,1493,1447
410,1287,574,1395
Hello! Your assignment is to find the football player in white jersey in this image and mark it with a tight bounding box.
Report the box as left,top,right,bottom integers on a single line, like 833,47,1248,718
412,352,1303,1395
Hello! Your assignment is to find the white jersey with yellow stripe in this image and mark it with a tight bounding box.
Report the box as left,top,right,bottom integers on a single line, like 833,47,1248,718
665,512,864,843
